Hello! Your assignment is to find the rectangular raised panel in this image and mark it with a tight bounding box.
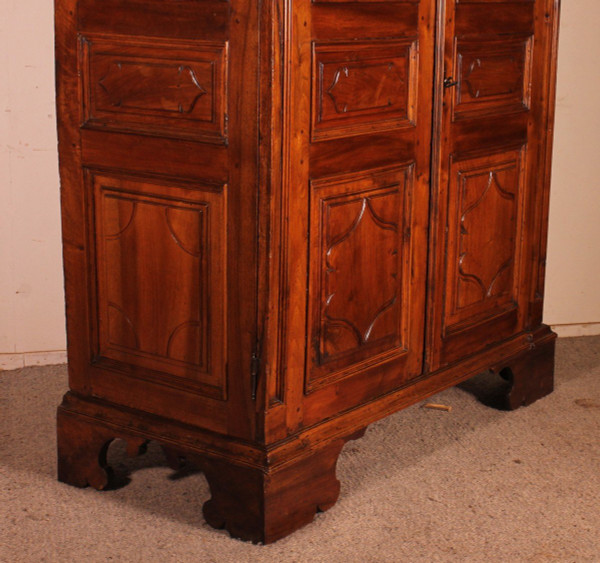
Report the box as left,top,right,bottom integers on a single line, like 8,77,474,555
443,148,526,336
91,172,226,398
306,165,413,390
81,36,227,142
312,41,417,141
452,37,532,120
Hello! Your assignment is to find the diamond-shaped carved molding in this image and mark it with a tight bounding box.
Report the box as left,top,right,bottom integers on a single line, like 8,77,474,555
444,148,526,335
458,170,515,305
312,40,417,140
81,35,227,142
98,62,207,114
307,165,414,389
325,63,404,115
452,36,532,120
323,195,399,348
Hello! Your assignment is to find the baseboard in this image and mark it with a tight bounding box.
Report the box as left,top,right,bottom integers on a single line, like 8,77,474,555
0,350,67,371
551,323,600,338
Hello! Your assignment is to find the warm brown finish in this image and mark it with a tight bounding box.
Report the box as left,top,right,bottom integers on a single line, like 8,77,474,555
55,0,561,544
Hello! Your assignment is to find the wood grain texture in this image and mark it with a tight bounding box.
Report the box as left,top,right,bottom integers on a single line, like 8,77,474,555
81,35,228,142
311,40,417,140
426,0,556,370
444,148,525,334
200,438,347,544
452,36,533,120
55,0,561,543
89,172,226,398
306,165,413,390
297,0,434,426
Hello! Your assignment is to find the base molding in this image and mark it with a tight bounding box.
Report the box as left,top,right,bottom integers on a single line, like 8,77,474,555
56,400,362,543
56,327,556,543
199,440,346,543
492,335,555,410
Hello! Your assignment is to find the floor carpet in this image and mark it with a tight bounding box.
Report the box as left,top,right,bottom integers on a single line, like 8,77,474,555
1,336,599,562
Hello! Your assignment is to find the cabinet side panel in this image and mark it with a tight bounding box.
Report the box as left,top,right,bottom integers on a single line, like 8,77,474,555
529,0,561,326
90,173,227,399
56,0,260,437
56,0,91,394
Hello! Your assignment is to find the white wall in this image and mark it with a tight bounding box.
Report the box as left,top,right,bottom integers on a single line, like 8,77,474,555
0,1,599,369
0,0,66,369
544,0,600,337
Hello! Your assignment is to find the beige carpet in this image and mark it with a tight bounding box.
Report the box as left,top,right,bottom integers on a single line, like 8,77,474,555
1,336,599,562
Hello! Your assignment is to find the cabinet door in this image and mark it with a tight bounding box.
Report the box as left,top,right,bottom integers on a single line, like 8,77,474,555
427,0,556,369
276,0,436,430
56,0,259,437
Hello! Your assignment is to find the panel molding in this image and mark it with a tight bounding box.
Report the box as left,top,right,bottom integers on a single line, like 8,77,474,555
311,40,418,141
87,171,227,399
306,164,414,391
452,36,533,121
443,146,527,337
81,35,228,143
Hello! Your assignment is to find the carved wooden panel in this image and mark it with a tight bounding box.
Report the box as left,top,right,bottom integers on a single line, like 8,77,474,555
306,165,413,389
443,148,526,335
91,172,226,397
81,35,227,142
312,41,417,141
452,37,533,120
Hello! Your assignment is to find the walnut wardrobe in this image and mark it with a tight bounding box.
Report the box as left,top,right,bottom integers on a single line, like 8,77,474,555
55,0,561,543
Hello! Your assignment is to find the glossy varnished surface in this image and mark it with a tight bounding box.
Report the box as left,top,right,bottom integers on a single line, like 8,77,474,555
277,0,436,433
55,0,561,543
426,0,559,370
56,0,260,437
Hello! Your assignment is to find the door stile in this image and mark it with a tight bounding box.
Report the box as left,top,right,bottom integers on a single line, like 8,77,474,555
424,0,448,375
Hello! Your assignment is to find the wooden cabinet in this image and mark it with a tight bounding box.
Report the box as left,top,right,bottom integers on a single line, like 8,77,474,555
55,0,561,543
